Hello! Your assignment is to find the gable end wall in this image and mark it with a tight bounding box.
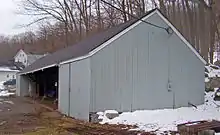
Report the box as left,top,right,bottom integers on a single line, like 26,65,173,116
89,12,205,112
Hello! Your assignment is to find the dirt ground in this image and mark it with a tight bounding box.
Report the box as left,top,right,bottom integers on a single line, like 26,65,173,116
0,96,152,135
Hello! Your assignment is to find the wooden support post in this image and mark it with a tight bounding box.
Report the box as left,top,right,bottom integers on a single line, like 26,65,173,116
41,72,47,101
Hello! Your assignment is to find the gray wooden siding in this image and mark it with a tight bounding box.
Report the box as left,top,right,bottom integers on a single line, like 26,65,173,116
16,74,21,96
18,75,29,97
69,59,91,121
90,13,204,112
150,13,205,107
168,31,205,108
58,64,70,115
59,59,91,120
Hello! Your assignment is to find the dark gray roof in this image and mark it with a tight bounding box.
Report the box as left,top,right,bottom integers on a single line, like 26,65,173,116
27,54,45,65
20,9,157,74
25,50,46,55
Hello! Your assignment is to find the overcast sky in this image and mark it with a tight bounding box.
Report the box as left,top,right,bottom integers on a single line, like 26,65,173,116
0,0,31,36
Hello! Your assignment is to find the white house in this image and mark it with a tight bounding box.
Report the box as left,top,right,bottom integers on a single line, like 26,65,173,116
0,67,18,82
14,49,45,67
0,61,19,83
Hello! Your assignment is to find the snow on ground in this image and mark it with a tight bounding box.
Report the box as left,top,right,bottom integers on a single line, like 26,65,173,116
205,77,210,82
206,65,220,78
0,82,5,90
104,110,118,114
0,67,19,72
0,81,15,97
99,90,220,134
3,101,14,105
0,91,15,97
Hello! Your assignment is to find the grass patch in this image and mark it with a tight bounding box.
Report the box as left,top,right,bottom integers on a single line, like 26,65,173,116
24,128,62,135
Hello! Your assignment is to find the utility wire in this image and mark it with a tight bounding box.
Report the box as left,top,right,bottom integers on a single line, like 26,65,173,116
100,0,169,32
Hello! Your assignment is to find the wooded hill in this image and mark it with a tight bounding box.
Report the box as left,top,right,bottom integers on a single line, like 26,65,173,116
0,0,219,63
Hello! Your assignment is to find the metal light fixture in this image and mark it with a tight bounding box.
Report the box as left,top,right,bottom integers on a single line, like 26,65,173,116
166,27,174,35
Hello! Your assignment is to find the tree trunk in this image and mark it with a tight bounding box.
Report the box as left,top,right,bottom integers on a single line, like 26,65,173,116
122,0,127,22
209,10,215,64
159,0,166,15
185,0,195,47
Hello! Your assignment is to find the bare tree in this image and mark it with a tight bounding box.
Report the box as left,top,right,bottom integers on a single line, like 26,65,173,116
11,0,219,63
19,0,80,46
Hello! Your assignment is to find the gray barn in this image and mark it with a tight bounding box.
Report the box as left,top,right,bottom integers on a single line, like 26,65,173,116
17,9,206,121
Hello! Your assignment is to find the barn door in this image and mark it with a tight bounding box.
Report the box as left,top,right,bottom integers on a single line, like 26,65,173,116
58,64,70,116
69,60,90,121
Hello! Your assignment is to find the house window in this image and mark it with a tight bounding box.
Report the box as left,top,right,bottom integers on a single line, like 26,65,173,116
7,75,9,78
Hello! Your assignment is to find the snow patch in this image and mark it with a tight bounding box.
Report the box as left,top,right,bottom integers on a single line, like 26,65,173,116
0,91,15,97
0,82,5,90
0,67,19,72
206,65,220,78
100,90,220,133
0,121,6,126
3,101,14,105
185,122,199,126
104,110,118,114
97,112,104,116
205,78,210,82
98,110,119,122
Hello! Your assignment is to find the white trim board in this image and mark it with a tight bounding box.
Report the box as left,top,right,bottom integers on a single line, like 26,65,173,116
19,64,57,75
61,9,206,65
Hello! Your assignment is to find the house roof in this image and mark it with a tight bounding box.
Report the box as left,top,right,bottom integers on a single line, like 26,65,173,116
14,49,46,59
20,9,206,75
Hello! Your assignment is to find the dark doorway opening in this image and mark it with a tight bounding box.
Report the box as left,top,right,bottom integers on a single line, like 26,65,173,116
27,66,59,109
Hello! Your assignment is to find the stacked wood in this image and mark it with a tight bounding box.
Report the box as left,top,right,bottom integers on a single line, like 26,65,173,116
177,120,220,135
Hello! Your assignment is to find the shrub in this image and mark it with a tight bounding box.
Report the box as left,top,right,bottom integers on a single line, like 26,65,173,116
205,87,214,92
